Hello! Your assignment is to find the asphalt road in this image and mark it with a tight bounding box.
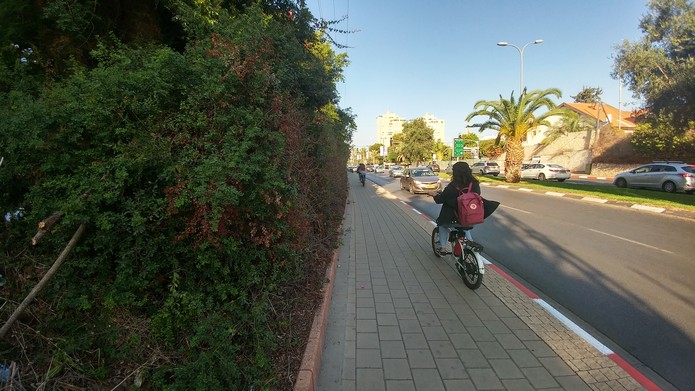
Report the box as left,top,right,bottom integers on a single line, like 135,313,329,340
367,172,695,391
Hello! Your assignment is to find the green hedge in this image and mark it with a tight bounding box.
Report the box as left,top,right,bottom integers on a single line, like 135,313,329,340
1,2,353,389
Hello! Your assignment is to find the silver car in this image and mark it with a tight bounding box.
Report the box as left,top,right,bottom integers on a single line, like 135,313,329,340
521,163,571,182
613,161,695,194
389,165,404,178
470,161,500,176
400,167,441,194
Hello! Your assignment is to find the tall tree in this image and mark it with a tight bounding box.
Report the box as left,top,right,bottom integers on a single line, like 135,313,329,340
466,88,565,182
400,118,435,165
613,0,695,131
571,86,603,103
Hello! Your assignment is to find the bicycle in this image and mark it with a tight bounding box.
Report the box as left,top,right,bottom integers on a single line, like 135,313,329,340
431,224,485,290
358,172,366,186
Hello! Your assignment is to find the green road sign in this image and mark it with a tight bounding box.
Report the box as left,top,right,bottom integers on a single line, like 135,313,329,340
453,138,464,157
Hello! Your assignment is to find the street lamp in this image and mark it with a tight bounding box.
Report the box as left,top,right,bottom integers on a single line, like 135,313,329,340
497,39,543,95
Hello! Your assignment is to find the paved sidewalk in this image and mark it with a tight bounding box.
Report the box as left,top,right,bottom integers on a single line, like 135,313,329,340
315,174,646,391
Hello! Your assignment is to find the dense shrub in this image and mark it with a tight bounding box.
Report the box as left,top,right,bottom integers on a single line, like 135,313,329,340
1,1,353,389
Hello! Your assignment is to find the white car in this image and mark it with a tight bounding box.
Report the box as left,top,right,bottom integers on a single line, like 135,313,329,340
374,165,385,173
521,163,571,182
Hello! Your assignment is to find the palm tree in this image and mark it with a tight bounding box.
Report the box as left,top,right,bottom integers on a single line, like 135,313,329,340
466,88,565,183
545,109,594,143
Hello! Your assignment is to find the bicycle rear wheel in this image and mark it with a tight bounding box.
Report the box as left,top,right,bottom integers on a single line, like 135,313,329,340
456,249,482,289
431,227,441,257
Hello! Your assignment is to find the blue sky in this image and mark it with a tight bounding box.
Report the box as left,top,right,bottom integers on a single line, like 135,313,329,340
307,0,648,147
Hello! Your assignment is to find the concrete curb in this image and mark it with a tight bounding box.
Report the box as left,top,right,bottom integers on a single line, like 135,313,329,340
294,249,339,391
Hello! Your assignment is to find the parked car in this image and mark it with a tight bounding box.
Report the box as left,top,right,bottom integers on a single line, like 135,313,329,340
389,165,404,178
347,166,356,172
521,163,571,182
613,161,695,194
374,165,385,173
427,163,440,172
400,167,442,194
470,161,500,176
366,165,375,172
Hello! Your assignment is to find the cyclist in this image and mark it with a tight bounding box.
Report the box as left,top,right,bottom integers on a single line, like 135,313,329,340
356,162,367,184
427,161,480,255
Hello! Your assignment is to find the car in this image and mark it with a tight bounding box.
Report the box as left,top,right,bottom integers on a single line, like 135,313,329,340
374,165,385,173
366,165,375,172
470,161,500,176
521,163,571,182
346,166,356,172
389,165,404,178
613,161,695,194
400,167,442,194
427,163,440,172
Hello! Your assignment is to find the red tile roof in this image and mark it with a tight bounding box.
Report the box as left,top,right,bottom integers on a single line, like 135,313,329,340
560,102,638,130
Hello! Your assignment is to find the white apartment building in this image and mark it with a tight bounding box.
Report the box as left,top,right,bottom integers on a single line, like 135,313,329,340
376,111,406,147
376,111,445,147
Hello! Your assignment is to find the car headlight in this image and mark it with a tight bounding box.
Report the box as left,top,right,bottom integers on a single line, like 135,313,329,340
414,181,423,185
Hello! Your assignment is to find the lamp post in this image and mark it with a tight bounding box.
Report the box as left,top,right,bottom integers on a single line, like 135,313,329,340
497,39,543,95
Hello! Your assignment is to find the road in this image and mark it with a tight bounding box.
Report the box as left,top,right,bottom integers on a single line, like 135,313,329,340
366,172,695,391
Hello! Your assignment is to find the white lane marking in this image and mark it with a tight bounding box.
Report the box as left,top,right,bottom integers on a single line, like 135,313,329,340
535,299,614,355
589,229,674,254
518,188,533,192
546,191,565,197
501,205,532,214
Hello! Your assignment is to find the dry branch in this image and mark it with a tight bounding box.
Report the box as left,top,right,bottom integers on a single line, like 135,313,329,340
1,223,86,339
32,212,64,245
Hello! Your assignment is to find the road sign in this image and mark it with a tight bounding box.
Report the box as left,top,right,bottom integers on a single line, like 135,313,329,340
453,138,464,157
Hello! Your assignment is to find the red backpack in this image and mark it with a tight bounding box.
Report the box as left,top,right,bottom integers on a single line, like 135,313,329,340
456,183,485,226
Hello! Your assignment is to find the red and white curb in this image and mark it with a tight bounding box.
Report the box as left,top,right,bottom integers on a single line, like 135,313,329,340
573,174,614,181
398,199,662,391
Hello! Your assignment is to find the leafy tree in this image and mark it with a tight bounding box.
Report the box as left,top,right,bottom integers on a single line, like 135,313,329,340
400,118,435,165
466,88,565,182
369,143,384,164
388,132,405,163
571,86,603,103
480,139,503,158
632,114,695,161
613,0,695,133
433,139,451,161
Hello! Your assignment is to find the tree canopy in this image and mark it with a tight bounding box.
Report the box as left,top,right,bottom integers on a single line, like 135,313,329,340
613,0,695,160
571,86,604,103
400,118,435,165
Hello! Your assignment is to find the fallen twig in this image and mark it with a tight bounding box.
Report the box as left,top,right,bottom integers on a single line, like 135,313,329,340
1,223,86,339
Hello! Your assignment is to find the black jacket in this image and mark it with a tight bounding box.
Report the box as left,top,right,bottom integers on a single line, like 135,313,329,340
433,180,481,225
